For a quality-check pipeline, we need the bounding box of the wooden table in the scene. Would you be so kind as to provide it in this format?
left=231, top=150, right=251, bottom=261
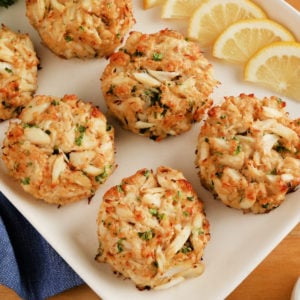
left=1, top=1, right=300, bottom=299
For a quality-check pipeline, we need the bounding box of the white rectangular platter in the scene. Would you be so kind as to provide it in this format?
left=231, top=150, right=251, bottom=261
left=0, top=1, right=300, bottom=299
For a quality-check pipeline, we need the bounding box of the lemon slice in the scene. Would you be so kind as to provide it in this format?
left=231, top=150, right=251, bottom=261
left=213, top=19, right=295, bottom=64
left=188, top=0, right=267, bottom=48
left=161, top=0, right=204, bottom=18
left=244, top=42, right=300, bottom=101
left=143, top=0, right=165, bottom=9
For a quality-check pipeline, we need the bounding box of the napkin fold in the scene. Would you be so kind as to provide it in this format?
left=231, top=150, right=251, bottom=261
left=0, top=192, right=84, bottom=300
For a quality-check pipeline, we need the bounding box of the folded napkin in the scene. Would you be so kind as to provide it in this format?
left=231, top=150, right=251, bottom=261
left=0, top=192, right=84, bottom=300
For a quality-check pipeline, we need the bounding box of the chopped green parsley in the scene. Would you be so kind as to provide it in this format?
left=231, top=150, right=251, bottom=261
left=117, top=238, right=126, bottom=253
left=138, top=230, right=154, bottom=241
left=21, top=177, right=30, bottom=185
left=75, top=125, right=86, bottom=146
left=152, top=52, right=163, bottom=61
left=64, top=35, right=73, bottom=42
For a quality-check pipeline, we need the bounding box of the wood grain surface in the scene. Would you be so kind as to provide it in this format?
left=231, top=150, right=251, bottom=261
left=1, top=1, right=299, bottom=299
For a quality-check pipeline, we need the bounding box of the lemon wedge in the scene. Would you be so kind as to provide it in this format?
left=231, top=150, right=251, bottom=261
left=213, top=19, right=295, bottom=64
left=161, top=0, right=204, bottom=18
left=143, top=0, right=165, bottom=9
left=244, top=41, right=300, bottom=101
left=188, top=0, right=267, bottom=48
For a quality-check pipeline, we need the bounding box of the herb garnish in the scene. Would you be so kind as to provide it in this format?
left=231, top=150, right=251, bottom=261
left=75, top=125, right=86, bottom=146
left=21, top=177, right=30, bottom=185
left=152, top=52, right=163, bottom=61
left=138, top=230, right=154, bottom=241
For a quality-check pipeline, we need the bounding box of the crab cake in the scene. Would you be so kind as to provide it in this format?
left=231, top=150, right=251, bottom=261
left=26, top=0, right=135, bottom=59
left=0, top=25, right=38, bottom=121
left=96, top=166, right=210, bottom=290
left=101, top=29, right=218, bottom=141
left=196, top=93, right=300, bottom=214
left=2, top=94, right=115, bottom=205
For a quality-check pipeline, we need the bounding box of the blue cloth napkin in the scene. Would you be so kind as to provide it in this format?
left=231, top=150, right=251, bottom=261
left=0, top=192, right=84, bottom=300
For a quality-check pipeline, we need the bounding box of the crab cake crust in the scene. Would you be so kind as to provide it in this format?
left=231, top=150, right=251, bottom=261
left=26, top=0, right=135, bottom=59
left=101, top=29, right=218, bottom=141
left=0, top=25, right=38, bottom=121
left=96, top=166, right=210, bottom=290
left=2, top=94, right=115, bottom=205
left=196, top=94, right=300, bottom=214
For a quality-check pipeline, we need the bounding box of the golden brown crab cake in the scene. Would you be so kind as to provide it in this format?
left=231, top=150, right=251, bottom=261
left=96, top=166, right=210, bottom=290
left=101, top=29, right=218, bottom=141
left=196, top=93, right=300, bottom=214
left=26, top=0, right=135, bottom=59
left=2, top=94, right=115, bottom=205
left=0, top=25, right=38, bottom=121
